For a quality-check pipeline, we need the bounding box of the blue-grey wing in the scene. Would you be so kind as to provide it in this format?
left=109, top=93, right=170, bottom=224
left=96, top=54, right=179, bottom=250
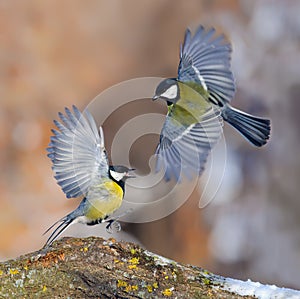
left=178, top=25, right=236, bottom=105
left=47, top=105, right=109, bottom=198
left=156, top=107, right=223, bottom=182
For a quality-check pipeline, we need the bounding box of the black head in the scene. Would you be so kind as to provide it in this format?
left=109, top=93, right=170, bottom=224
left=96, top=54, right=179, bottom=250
left=152, top=78, right=179, bottom=104
left=109, top=165, right=135, bottom=183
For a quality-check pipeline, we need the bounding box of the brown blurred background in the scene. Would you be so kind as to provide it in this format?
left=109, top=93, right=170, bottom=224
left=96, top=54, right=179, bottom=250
left=1, top=0, right=300, bottom=289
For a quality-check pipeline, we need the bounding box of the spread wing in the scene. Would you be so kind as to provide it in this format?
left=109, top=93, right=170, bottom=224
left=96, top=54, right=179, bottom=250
left=156, top=106, right=223, bottom=182
left=47, top=105, right=109, bottom=198
left=178, top=25, right=236, bottom=105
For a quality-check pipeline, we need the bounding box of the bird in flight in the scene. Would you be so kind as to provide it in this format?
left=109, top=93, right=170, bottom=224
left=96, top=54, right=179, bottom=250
left=153, top=25, right=270, bottom=181
left=44, top=105, right=135, bottom=246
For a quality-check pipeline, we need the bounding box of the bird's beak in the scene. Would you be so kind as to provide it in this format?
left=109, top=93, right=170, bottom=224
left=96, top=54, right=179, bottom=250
left=152, top=95, right=159, bottom=101
left=126, top=168, right=136, bottom=178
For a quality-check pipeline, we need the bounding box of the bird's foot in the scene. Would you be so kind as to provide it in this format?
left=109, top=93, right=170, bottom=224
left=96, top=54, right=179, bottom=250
left=105, top=219, right=121, bottom=234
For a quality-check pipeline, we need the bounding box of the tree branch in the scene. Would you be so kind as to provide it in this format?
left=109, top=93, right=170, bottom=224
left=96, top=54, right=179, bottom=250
left=0, top=237, right=299, bottom=298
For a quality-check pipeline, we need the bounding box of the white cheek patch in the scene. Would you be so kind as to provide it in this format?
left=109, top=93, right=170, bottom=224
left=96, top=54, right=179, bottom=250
left=161, top=84, right=178, bottom=99
left=110, top=170, right=125, bottom=181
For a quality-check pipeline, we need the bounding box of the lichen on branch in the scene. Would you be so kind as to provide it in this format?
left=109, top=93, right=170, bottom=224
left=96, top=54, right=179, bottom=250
left=0, top=237, right=297, bottom=298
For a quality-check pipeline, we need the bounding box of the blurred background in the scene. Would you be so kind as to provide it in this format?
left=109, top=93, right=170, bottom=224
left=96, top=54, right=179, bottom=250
left=1, top=0, right=300, bottom=289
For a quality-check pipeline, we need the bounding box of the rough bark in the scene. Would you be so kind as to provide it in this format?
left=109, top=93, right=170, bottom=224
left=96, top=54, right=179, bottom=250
left=0, top=237, right=283, bottom=298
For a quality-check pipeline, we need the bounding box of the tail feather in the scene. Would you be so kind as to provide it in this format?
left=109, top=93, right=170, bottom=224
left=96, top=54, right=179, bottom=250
left=43, top=215, right=74, bottom=247
left=222, top=105, right=271, bottom=147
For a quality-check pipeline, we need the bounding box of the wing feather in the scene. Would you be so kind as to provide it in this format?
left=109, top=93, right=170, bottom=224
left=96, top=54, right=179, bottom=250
left=178, top=25, right=235, bottom=104
left=47, top=105, right=109, bottom=198
left=156, top=107, right=223, bottom=181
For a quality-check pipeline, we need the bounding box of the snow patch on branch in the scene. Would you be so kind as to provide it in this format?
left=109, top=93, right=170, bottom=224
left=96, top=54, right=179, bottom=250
left=144, top=250, right=176, bottom=267
left=216, top=276, right=300, bottom=299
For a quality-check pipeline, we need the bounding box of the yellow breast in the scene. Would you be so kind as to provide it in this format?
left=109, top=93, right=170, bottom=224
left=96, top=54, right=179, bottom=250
left=178, top=83, right=211, bottom=120
left=85, top=180, right=124, bottom=221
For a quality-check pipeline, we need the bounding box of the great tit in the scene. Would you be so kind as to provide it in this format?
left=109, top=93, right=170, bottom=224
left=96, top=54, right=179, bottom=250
left=44, top=105, right=135, bottom=246
left=153, top=25, right=271, bottom=181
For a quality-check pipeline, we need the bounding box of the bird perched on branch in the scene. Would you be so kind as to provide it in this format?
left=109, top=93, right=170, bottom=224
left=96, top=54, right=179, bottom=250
left=44, top=105, right=135, bottom=246
left=153, top=25, right=271, bottom=181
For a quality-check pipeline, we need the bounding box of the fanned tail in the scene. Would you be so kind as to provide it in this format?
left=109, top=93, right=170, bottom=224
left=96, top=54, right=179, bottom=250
left=222, top=105, right=270, bottom=147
